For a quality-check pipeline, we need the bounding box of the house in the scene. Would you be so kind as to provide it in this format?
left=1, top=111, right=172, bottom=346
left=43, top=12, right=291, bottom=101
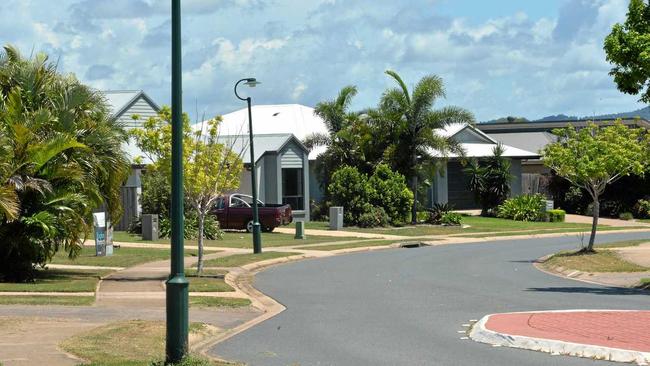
left=211, top=104, right=540, bottom=212
left=476, top=118, right=650, bottom=175
left=214, top=133, right=311, bottom=221
left=103, top=90, right=160, bottom=230
left=427, top=123, right=539, bottom=209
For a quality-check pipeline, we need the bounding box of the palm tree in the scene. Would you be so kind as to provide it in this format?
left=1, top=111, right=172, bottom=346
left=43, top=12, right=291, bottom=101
left=0, top=45, right=130, bottom=281
left=379, top=70, right=475, bottom=224
left=304, top=86, right=368, bottom=188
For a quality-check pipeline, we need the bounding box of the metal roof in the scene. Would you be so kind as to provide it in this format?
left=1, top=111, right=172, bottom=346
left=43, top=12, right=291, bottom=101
left=486, top=131, right=556, bottom=155
left=476, top=118, right=650, bottom=133
left=217, top=133, right=309, bottom=164
left=102, top=90, right=160, bottom=118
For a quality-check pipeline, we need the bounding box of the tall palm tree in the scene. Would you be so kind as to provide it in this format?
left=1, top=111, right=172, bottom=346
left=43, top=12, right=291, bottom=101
left=0, top=45, right=130, bottom=281
left=380, top=70, right=475, bottom=224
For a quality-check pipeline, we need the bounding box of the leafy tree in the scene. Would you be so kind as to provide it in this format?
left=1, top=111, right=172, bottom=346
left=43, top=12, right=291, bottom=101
left=379, top=70, right=474, bottom=224
left=131, top=109, right=243, bottom=273
left=604, top=0, right=650, bottom=103
left=367, top=164, right=413, bottom=225
left=328, top=166, right=371, bottom=225
left=0, top=45, right=130, bottom=281
left=464, top=144, right=513, bottom=216
left=543, top=121, right=650, bottom=251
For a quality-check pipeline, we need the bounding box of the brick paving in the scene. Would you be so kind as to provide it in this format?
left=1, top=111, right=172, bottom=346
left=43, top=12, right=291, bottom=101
left=485, top=310, right=650, bottom=352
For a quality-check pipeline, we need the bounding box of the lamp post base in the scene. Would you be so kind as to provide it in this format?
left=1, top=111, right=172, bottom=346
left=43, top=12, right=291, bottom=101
left=252, top=222, right=262, bottom=254
left=166, top=275, right=189, bottom=363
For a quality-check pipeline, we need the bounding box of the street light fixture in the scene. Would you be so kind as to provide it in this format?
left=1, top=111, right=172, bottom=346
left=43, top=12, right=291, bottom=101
left=235, top=78, right=263, bottom=254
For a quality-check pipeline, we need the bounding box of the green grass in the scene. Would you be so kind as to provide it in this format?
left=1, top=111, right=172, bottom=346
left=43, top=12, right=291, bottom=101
left=187, top=274, right=233, bottom=292
left=457, top=226, right=636, bottom=238
left=296, top=240, right=397, bottom=251
left=0, top=295, right=94, bottom=306
left=50, top=247, right=200, bottom=268
left=189, top=296, right=251, bottom=308
left=290, top=216, right=602, bottom=237
left=113, top=231, right=355, bottom=249
left=543, top=250, right=649, bottom=273
left=595, top=239, right=650, bottom=248
left=60, top=320, right=237, bottom=366
left=200, top=252, right=299, bottom=268
left=0, top=269, right=111, bottom=292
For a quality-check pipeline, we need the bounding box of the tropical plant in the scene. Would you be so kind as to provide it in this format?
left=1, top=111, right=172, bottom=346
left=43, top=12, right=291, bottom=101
left=425, top=203, right=454, bottom=225
left=604, top=0, right=650, bottom=103
left=0, top=45, right=130, bottom=281
left=465, top=144, right=513, bottom=216
left=543, top=121, right=650, bottom=251
left=547, top=209, right=566, bottom=223
left=497, top=194, right=546, bottom=222
left=367, top=164, right=413, bottom=225
left=357, top=207, right=389, bottom=228
left=379, top=70, right=474, bottom=224
left=634, top=198, right=650, bottom=219
left=131, top=109, right=243, bottom=273
left=440, top=212, right=462, bottom=226
left=328, top=165, right=371, bottom=225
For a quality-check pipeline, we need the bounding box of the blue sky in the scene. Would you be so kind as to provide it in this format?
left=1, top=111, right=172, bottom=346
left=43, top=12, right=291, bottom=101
left=0, top=0, right=642, bottom=121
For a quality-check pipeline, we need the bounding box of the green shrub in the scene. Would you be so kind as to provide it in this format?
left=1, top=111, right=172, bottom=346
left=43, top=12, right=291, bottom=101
left=619, top=212, right=634, bottom=221
left=497, top=194, right=546, bottom=221
left=634, top=199, right=650, bottom=219
left=368, top=164, right=413, bottom=225
left=357, top=207, right=389, bottom=228
left=159, top=213, right=223, bottom=240
left=328, top=166, right=372, bottom=225
left=425, top=203, right=454, bottom=225
left=547, top=209, right=566, bottom=222
left=440, top=212, right=462, bottom=226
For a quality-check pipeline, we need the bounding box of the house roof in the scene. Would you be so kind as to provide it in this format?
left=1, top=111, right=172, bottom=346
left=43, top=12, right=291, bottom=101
left=476, top=118, right=650, bottom=134
left=195, top=104, right=328, bottom=160
left=432, top=123, right=539, bottom=159
left=486, top=131, right=556, bottom=155
left=217, top=133, right=309, bottom=164
left=103, top=90, right=160, bottom=118
left=438, top=123, right=497, bottom=143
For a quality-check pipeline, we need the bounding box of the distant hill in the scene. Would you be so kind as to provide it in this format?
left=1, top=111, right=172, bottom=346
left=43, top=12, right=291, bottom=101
left=482, top=106, right=650, bottom=123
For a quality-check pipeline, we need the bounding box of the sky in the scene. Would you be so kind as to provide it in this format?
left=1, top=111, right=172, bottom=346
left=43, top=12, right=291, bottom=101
left=0, top=0, right=643, bottom=122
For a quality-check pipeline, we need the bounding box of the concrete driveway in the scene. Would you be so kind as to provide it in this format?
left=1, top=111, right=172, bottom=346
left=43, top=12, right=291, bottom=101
left=211, top=231, right=650, bottom=366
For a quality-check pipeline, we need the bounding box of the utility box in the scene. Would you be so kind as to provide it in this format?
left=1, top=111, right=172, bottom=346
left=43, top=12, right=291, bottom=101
left=329, top=206, right=344, bottom=230
left=142, top=214, right=159, bottom=241
left=295, top=221, right=306, bottom=239
left=93, top=212, right=106, bottom=256
left=545, top=200, right=554, bottom=211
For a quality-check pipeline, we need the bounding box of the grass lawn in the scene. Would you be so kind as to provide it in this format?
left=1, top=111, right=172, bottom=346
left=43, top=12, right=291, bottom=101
left=595, top=239, right=650, bottom=248
left=200, top=252, right=299, bottom=268
left=543, top=250, right=648, bottom=273
left=289, top=217, right=602, bottom=237
left=51, top=247, right=200, bottom=268
left=0, top=295, right=94, bottom=306
left=189, top=296, right=251, bottom=308
left=457, top=226, right=636, bottom=238
left=187, top=272, right=233, bottom=292
left=296, top=240, right=397, bottom=251
left=60, top=320, right=237, bottom=366
left=113, top=231, right=354, bottom=249
left=0, top=268, right=112, bottom=292
left=640, top=278, right=650, bottom=289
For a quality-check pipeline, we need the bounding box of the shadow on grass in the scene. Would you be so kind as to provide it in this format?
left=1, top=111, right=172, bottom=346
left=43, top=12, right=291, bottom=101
left=525, top=286, right=647, bottom=296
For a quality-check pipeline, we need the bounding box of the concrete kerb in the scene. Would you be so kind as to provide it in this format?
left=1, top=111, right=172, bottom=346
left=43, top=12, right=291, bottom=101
left=469, top=310, right=650, bottom=365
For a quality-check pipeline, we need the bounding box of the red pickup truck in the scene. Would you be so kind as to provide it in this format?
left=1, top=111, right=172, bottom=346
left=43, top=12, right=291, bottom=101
left=212, top=194, right=293, bottom=232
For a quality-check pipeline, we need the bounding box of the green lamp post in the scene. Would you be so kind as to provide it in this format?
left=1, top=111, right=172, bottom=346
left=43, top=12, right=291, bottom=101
left=234, top=78, right=263, bottom=254
left=166, top=0, right=189, bottom=363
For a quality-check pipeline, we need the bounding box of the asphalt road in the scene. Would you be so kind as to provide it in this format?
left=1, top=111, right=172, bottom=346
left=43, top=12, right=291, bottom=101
left=212, top=232, right=650, bottom=366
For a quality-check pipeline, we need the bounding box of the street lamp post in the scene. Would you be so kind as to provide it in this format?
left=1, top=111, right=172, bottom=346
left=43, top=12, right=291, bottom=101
left=166, top=0, right=189, bottom=363
left=234, top=78, right=262, bottom=254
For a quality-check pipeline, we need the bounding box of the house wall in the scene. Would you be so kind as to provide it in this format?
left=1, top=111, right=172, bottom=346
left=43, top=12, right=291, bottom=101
left=118, top=96, right=159, bottom=129
left=279, top=141, right=310, bottom=221
left=510, top=159, right=522, bottom=197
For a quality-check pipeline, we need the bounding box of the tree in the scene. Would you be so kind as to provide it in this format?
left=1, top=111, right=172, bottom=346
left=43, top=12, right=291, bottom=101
left=304, top=86, right=369, bottom=188
left=464, top=144, right=513, bottom=216
left=131, top=109, right=243, bottom=274
left=379, top=70, right=475, bottom=224
left=0, top=45, right=130, bottom=281
left=543, top=121, right=650, bottom=251
left=604, top=0, right=650, bottom=103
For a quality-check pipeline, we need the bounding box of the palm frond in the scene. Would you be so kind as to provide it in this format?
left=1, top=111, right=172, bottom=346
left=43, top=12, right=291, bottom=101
left=303, top=132, right=331, bottom=150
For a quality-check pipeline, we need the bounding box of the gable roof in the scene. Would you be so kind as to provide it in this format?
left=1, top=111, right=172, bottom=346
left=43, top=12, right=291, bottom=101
left=434, top=123, right=539, bottom=159
left=103, top=90, right=160, bottom=118
left=194, top=104, right=328, bottom=160
left=438, top=123, right=497, bottom=144
left=217, top=133, right=309, bottom=164
left=476, top=118, right=650, bottom=134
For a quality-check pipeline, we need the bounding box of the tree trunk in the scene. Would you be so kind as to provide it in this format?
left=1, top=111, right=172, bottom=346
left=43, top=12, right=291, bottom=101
left=197, top=213, right=205, bottom=275
left=411, top=174, right=418, bottom=225
left=587, top=197, right=599, bottom=252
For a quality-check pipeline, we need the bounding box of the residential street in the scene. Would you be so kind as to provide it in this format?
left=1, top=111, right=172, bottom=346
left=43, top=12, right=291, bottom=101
left=212, top=232, right=650, bottom=366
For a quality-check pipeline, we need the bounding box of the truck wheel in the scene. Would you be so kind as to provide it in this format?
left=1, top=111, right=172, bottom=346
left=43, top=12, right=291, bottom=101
left=246, top=220, right=254, bottom=233
left=263, top=226, right=274, bottom=233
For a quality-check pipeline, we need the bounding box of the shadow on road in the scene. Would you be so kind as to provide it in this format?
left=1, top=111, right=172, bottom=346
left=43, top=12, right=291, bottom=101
left=525, top=286, right=647, bottom=296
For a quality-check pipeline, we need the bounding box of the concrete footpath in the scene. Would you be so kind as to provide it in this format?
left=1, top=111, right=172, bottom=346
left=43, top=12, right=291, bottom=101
left=470, top=310, right=650, bottom=365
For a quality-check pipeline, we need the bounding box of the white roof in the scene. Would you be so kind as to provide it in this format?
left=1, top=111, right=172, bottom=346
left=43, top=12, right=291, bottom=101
left=431, top=143, right=539, bottom=158
left=217, top=133, right=308, bottom=164
left=196, top=104, right=328, bottom=160
left=486, top=131, right=556, bottom=155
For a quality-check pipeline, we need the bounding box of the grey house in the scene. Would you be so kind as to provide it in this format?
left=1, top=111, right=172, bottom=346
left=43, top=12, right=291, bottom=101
left=103, top=90, right=161, bottom=230
left=219, top=134, right=311, bottom=221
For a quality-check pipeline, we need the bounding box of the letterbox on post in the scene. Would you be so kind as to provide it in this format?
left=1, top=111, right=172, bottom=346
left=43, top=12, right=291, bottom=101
left=142, top=214, right=159, bottom=241
left=93, top=212, right=106, bottom=256
left=329, top=206, right=344, bottom=230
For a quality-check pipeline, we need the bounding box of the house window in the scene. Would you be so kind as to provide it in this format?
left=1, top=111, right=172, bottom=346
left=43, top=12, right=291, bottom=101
left=282, top=168, right=304, bottom=210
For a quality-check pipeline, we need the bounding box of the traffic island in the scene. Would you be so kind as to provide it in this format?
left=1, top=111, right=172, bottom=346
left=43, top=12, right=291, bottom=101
left=470, top=310, right=650, bottom=365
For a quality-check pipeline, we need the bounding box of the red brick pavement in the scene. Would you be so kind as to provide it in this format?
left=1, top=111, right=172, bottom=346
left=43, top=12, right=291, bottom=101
left=485, top=310, right=650, bottom=352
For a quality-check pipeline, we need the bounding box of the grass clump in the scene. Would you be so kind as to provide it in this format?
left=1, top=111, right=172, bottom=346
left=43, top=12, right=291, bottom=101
left=200, top=252, right=299, bottom=268
left=544, top=250, right=648, bottom=273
